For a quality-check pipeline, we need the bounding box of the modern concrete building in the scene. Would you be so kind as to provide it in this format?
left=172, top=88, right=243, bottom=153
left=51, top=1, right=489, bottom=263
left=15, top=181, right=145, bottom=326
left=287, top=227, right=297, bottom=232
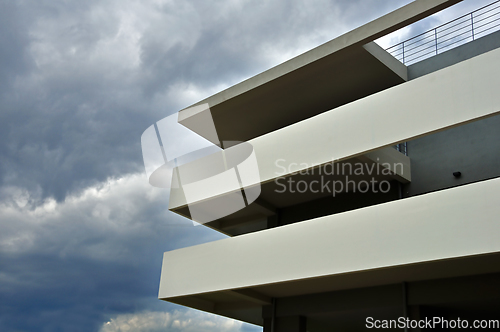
left=147, top=0, right=500, bottom=330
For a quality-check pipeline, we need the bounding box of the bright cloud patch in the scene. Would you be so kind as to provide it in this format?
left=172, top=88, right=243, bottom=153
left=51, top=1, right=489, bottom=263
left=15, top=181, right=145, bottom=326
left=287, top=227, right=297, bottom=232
left=100, top=309, right=255, bottom=332
left=0, top=172, right=216, bottom=265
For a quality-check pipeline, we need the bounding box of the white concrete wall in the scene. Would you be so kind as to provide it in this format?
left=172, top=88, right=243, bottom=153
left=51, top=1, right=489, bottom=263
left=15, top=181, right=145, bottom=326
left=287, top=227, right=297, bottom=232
left=159, top=176, right=500, bottom=299
left=169, top=46, right=500, bottom=210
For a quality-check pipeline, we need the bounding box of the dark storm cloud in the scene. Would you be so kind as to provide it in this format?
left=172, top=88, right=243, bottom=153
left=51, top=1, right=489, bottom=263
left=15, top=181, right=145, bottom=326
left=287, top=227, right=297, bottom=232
left=0, top=175, right=227, bottom=331
left=1, top=253, right=148, bottom=331
left=137, top=0, right=409, bottom=96
left=0, top=0, right=156, bottom=201
left=0, top=2, right=34, bottom=89
left=0, top=0, right=410, bottom=201
left=0, top=0, right=491, bottom=331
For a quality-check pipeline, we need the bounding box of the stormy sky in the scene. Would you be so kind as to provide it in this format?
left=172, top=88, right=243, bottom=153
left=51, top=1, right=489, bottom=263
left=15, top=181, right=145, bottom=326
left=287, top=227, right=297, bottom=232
left=0, top=0, right=493, bottom=331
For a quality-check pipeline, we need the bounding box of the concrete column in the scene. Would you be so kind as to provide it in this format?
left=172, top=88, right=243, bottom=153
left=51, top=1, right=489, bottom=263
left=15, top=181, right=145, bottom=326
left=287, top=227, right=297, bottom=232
left=275, top=316, right=307, bottom=332
left=263, top=318, right=272, bottom=332
left=408, top=305, right=422, bottom=332
left=263, top=316, right=307, bottom=332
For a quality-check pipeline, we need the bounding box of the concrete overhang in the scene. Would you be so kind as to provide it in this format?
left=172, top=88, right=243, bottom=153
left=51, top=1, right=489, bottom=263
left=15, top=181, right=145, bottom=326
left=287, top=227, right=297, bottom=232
left=177, top=0, right=462, bottom=143
left=169, top=46, right=500, bottom=231
left=171, top=147, right=410, bottom=235
left=159, top=177, right=500, bottom=326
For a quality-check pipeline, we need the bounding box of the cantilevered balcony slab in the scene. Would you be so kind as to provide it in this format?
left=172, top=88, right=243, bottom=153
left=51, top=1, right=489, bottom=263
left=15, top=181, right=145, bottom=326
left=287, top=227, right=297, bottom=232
left=159, top=177, right=500, bottom=325
left=178, top=0, right=462, bottom=143
left=171, top=146, right=410, bottom=235
left=169, top=46, right=500, bottom=230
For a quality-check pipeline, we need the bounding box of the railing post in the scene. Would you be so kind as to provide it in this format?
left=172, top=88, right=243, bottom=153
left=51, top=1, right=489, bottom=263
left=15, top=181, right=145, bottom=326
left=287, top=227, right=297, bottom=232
left=434, top=28, right=438, bottom=55
left=471, top=12, right=475, bottom=41
left=386, top=0, right=500, bottom=64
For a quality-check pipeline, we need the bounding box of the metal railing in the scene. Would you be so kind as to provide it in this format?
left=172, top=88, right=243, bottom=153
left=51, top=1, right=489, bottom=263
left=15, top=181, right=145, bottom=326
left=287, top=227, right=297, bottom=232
left=386, top=0, right=500, bottom=65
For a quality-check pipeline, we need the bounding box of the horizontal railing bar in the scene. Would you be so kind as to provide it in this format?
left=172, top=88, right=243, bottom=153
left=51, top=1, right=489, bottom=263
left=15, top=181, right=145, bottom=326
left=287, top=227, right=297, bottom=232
left=391, top=37, right=433, bottom=57
left=474, top=18, right=500, bottom=31
left=386, top=0, right=500, bottom=52
left=404, top=43, right=436, bottom=57
left=473, top=11, right=500, bottom=26
left=404, top=49, right=437, bottom=64
left=474, top=21, right=500, bottom=35
left=388, top=29, right=436, bottom=49
left=437, top=23, right=472, bottom=41
left=399, top=38, right=435, bottom=55
left=473, top=4, right=500, bottom=18
left=404, top=45, right=437, bottom=61
left=437, top=35, right=473, bottom=50
left=436, top=16, right=472, bottom=34
left=401, top=32, right=435, bottom=49
left=436, top=29, right=473, bottom=47
left=388, top=32, right=436, bottom=54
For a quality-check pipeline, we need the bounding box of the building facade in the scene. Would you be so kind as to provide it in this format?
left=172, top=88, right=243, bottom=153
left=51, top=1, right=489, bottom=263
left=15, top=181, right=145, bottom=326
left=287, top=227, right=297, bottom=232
left=143, top=0, right=500, bottom=330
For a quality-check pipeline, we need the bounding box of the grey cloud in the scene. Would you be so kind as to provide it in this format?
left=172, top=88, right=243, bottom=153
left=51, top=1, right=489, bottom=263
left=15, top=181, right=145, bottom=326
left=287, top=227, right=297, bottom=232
left=0, top=174, right=226, bottom=331
left=137, top=0, right=410, bottom=97
left=0, top=2, right=35, bottom=89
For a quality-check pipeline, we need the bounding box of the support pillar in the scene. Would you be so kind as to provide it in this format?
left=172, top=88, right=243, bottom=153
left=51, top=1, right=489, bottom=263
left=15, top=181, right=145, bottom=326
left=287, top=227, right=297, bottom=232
left=263, top=316, right=306, bottom=332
